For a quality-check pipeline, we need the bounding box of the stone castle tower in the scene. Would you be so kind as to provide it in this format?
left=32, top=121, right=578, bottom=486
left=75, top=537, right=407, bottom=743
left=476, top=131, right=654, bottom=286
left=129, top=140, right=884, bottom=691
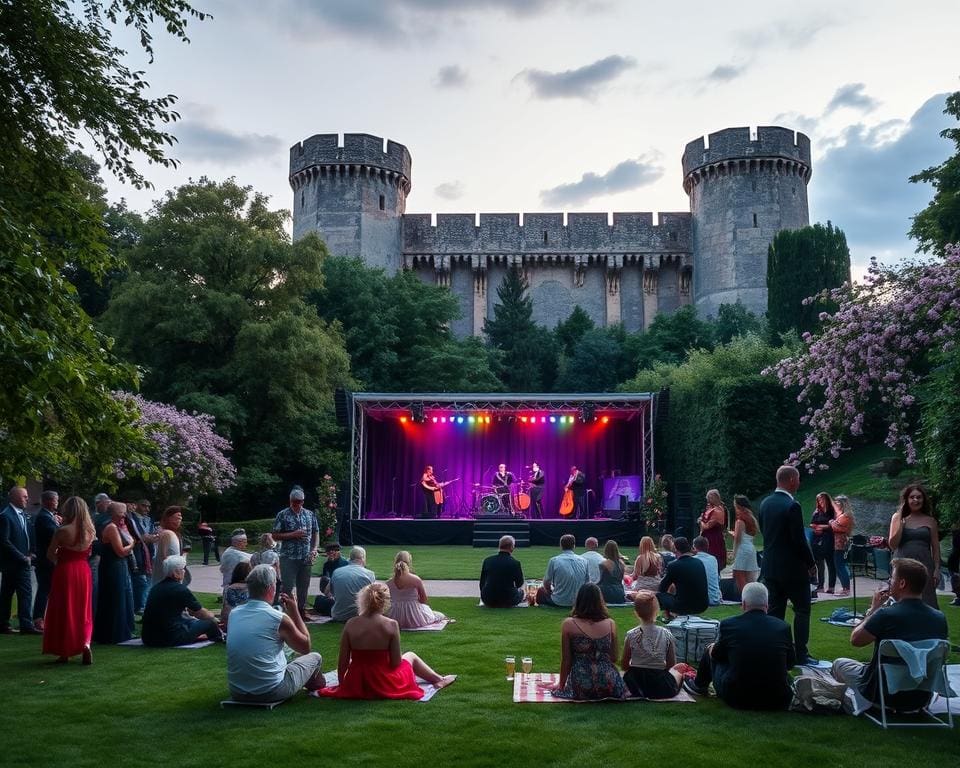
left=289, top=127, right=811, bottom=334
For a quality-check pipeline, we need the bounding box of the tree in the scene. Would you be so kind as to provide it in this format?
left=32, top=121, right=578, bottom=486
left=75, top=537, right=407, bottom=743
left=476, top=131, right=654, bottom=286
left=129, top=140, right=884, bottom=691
left=629, top=305, right=715, bottom=371
left=712, top=301, right=764, bottom=345
left=910, top=90, right=960, bottom=255
left=101, top=179, right=353, bottom=512
left=555, top=327, right=629, bottom=392
left=0, top=1, right=205, bottom=481
left=555, top=306, right=596, bottom=356
left=766, top=222, right=851, bottom=339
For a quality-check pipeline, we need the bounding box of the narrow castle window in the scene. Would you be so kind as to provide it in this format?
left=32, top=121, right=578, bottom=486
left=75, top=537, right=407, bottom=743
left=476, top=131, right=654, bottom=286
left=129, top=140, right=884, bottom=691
left=669, top=232, right=677, bottom=242
left=752, top=213, right=758, bottom=228
left=543, top=231, right=548, bottom=245
left=300, top=192, right=304, bottom=208
left=379, top=194, right=385, bottom=211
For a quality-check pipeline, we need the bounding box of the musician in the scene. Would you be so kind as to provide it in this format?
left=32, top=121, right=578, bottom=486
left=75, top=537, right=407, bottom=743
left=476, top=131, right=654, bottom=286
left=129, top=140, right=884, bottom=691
left=566, top=465, right=588, bottom=519
left=494, top=464, right=515, bottom=514
left=529, top=462, right=545, bottom=519
left=420, top=465, right=441, bottom=519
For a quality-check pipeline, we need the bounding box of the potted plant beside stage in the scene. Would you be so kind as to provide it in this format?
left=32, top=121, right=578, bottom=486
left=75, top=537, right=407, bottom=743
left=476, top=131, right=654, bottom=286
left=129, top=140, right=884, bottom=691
left=641, top=475, right=668, bottom=534
left=316, top=474, right=339, bottom=544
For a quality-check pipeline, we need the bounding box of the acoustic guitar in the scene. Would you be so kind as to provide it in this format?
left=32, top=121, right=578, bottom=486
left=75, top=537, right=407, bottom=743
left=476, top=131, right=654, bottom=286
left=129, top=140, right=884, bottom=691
left=433, top=478, right=459, bottom=505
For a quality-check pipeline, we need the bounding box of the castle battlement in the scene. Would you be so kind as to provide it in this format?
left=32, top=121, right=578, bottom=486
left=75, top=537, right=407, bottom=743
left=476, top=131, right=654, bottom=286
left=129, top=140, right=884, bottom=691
left=682, top=125, right=811, bottom=178
left=289, top=133, right=412, bottom=184
left=401, top=211, right=691, bottom=254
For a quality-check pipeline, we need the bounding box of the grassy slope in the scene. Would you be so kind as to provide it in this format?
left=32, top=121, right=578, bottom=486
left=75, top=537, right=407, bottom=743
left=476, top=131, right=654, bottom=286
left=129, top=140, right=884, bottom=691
left=792, top=443, right=913, bottom=512
left=2, top=594, right=958, bottom=768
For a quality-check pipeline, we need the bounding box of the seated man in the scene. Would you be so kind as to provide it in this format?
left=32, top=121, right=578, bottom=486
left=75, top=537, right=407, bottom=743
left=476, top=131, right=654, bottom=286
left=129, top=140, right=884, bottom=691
left=535, top=534, right=587, bottom=608
left=832, top=557, right=949, bottom=711
left=656, top=537, right=708, bottom=617
left=219, top=529, right=251, bottom=592
left=480, top=535, right=525, bottom=607
left=227, top=564, right=324, bottom=702
left=318, top=542, right=349, bottom=595
left=683, top=582, right=795, bottom=710
left=580, top=537, right=604, bottom=584
left=692, top=535, right=722, bottom=606
left=313, top=545, right=375, bottom=621
left=141, top=556, right=223, bottom=647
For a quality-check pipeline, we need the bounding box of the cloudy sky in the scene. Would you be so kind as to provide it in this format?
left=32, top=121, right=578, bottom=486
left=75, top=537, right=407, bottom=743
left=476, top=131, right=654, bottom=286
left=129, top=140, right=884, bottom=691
left=102, top=0, right=960, bottom=274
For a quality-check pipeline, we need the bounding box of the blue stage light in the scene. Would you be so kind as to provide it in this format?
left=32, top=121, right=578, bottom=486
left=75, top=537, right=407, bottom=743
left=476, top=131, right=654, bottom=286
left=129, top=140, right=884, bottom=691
left=457, top=416, right=464, bottom=424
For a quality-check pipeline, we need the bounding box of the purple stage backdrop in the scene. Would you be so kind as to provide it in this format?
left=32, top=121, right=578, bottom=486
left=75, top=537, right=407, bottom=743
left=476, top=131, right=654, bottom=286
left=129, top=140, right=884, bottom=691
left=363, top=418, right=643, bottom=519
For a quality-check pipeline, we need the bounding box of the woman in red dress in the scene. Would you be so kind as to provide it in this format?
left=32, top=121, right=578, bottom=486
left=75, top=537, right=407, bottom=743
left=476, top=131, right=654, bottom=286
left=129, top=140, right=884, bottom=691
left=699, top=489, right=728, bottom=570
left=42, top=496, right=96, bottom=664
left=320, top=582, right=455, bottom=699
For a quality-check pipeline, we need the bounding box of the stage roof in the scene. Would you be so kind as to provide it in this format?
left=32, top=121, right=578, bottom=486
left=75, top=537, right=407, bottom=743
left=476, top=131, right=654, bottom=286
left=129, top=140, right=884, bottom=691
left=352, top=392, right=655, bottom=417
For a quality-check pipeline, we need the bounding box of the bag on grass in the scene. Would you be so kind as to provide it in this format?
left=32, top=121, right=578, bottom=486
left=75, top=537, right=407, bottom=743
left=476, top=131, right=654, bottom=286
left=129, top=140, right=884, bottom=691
left=665, top=616, right=719, bottom=664
left=789, top=675, right=846, bottom=714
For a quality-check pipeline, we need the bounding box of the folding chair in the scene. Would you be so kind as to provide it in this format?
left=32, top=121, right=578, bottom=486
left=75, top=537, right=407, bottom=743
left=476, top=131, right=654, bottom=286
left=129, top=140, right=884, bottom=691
left=864, top=638, right=954, bottom=729
left=845, top=536, right=872, bottom=617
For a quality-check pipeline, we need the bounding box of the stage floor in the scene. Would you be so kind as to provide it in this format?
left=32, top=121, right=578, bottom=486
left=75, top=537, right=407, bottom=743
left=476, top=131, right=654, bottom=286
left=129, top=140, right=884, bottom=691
left=346, top=518, right=645, bottom=547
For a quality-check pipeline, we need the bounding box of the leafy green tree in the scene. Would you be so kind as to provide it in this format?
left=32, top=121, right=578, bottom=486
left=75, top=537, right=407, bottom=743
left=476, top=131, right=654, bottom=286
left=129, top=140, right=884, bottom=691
left=555, top=306, right=596, bottom=356
left=712, top=301, right=765, bottom=345
left=766, top=222, right=851, bottom=339
left=101, top=179, right=353, bottom=511
left=555, top=327, right=630, bottom=392
left=919, top=350, right=960, bottom=526
left=910, top=91, right=960, bottom=255
left=629, top=305, right=715, bottom=371
left=0, top=1, right=205, bottom=481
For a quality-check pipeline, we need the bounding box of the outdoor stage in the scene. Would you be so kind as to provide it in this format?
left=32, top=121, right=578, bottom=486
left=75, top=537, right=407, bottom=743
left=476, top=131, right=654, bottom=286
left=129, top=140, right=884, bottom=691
left=343, top=392, right=658, bottom=546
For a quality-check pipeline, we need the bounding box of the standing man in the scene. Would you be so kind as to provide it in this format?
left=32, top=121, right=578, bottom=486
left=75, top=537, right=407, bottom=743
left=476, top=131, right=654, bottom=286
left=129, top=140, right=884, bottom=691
left=125, top=500, right=158, bottom=616
left=198, top=519, right=220, bottom=565
left=566, top=466, right=587, bottom=519
left=273, top=488, right=319, bottom=620
left=528, top=462, right=545, bottom=519
left=759, top=465, right=817, bottom=665
left=0, top=486, right=40, bottom=634
left=493, top=464, right=515, bottom=515
left=32, top=490, right=61, bottom=630
left=420, top=466, right=440, bottom=519
left=89, top=492, right=111, bottom=618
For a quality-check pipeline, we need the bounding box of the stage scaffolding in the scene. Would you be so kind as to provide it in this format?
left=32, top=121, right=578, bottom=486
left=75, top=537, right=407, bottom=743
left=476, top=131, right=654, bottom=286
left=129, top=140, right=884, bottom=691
left=348, top=392, right=657, bottom=520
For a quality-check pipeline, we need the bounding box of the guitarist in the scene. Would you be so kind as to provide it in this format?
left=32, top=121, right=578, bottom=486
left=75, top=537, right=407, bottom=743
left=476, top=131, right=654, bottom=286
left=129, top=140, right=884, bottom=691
left=493, top=464, right=515, bottom=515
left=566, top=465, right=588, bottom=519
left=420, top=466, right=441, bottom=519
left=529, top=462, right=545, bottom=519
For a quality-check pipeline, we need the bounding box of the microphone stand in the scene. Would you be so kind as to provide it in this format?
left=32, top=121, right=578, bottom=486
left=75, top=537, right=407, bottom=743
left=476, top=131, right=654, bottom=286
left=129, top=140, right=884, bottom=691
left=389, top=477, right=397, bottom=518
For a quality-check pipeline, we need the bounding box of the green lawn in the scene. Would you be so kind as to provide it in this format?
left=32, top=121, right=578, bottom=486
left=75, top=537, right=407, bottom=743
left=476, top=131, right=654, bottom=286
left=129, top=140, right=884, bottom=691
left=3, top=594, right=958, bottom=768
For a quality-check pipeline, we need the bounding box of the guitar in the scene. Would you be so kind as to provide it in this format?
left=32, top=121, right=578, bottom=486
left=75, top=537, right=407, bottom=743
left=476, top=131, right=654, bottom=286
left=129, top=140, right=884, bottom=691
left=433, top=478, right=459, bottom=505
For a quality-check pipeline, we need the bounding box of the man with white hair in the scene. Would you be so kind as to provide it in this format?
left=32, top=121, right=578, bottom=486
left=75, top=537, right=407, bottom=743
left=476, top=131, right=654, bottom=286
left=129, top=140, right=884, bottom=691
left=480, top=535, right=525, bottom=607
left=0, top=486, right=40, bottom=634
left=141, top=555, right=222, bottom=647
left=580, top=537, right=604, bottom=583
left=227, top=564, right=323, bottom=702
left=313, top=546, right=374, bottom=621
left=273, top=487, right=319, bottom=619
left=219, top=528, right=251, bottom=591
left=683, top=581, right=795, bottom=710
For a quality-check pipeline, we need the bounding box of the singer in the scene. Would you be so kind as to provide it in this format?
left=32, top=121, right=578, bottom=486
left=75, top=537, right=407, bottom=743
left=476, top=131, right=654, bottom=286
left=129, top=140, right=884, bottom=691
left=529, top=462, right=545, bottom=519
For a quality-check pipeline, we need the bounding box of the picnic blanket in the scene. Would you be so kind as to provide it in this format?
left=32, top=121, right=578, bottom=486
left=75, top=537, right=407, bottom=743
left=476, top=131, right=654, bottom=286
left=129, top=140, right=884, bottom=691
left=512, top=672, right=695, bottom=703
left=118, top=638, right=215, bottom=649
left=220, top=699, right=285, bottom=710
left=478, top=600, right=529, bottom=608
left=303, top=613, right=335, bottom=625
left=403, top=619, right=453, bottom=632
left=309, top=671, right=454, bottom=702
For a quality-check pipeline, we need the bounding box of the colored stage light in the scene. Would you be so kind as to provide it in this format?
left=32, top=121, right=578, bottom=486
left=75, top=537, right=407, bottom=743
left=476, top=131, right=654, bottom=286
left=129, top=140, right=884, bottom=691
left=601, top=416, right=610, bottom=424
left=441, top=416, right=447, bottom=423
left=457, top=416, right=464, bottom=424
left=485, top=416, right=491, bottom=424
left=520, top=416, right=527, bottom=423
left=549, top=416, right=556, bottom=423
left=400, top=416, right=407, bottom=423
left=432, top=416, right=438, bottom=423
left=468, top=415, right=475, bottom=423
left=540, top=416, right=546, bottom=423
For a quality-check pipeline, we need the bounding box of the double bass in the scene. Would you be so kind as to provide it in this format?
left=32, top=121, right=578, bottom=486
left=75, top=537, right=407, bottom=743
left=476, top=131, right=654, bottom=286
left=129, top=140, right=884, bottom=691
left=559, top=488, right=574, bottom=517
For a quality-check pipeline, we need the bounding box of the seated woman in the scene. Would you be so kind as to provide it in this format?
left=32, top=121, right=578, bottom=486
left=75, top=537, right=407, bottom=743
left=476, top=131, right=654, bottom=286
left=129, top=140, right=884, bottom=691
left=221, top=561, right=252, bottom=629
left=248, top=533, right=276, bottom=567
left=550, top=583, right=626, bottom=700
left=597, top=540, right=627, bottom=605
left=659, top=534, right=677, bottom=568
left=320, top=582, right=455, bottom=700
left=621, top=591, right=683, bottom=699
left=628, top=536, right=664, bottom=595
left=386, top=551, right=447, bottom=628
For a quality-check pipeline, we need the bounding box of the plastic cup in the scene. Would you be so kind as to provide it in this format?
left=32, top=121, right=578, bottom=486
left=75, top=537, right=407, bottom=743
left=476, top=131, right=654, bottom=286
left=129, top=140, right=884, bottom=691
left=505, top=656, right=516, bottom=680
left=522, top=657, right=532, bottom=674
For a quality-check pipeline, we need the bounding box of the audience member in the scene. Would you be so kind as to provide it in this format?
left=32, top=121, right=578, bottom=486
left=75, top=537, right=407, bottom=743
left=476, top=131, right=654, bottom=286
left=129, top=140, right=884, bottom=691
left=387, top=551, right=447, bottom=628
left=683, top=582, right=795, bottom=710
left=320, top=582, right=455, bottom=699
left=658, top=534, right=677, bottom=568
left=273, top=488, right=319, bottom=618
left=221, top=560, right=253, bottom=628
left=314, top=546, right=375, bottom=621
left=829, top=495, right=854, bottom=597
left=580, top=537, right=604, bottom=583
left=226, top=564, right=323, bottom=702
left=89, top=492, right=112, bottom=616
left=656, top=537, right=708, bottom=618
left=889, top=484, right=941, bottom=609
left=536, top=535, right=587, bottom=608
left=832, top=557, right=949, bottom=711
left=0, top=486, right=39, bottom=634
left=248, top=533, right=277, bottom=567
left=142, top=556, right=222, bottom=647
left=948, top=523, right=960, bottom=607
left=42, top=496, right=95, bottom=664
left=621, top=591, right=683, bottom=699
left=759, top=465, right=817, bottom=665
left=32, top=490, right=60, bottom=631
left=219, top=529, right=251, bottom=592
left=597, top=540, right=626, bottom=605
left=627, top=536, right=663, bottom=595
left=317, top=542, right=348, bottom=594
left=124, top=500, right=153, bottom=615
left=479, top=535, right=525, bottom=607
left=93, top=502, right=136, bottom=644
left=550, top=583, right=626, bottom=700
left=198, top=519, right=220, bottom=565
left=810, top=492, right=837, bottom=593
left=729, top=495, right=760, bottom=593
left=699, top=489, right=728, bottom=569
left=692, top=535, right=722, bottom=606
left=153, top=506, right=186, bottom=587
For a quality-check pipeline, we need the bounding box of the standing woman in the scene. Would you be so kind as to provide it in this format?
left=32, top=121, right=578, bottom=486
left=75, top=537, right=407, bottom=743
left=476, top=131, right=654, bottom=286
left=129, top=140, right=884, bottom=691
left=153, top=506, right=184, bottom=587
left=829, top=495, right=855, bottom=597
left=94, top=502, right=136, bottom=644
left=809, top=493, right=837, bottom=593
left=597, top=540, right=627, bottom=605
left=889, top=484, right=940, bottom=609
left=729, top=495, right=760, bottom=593
left=43, top=497, right=96, bottom=664
left=699, top=489, right=728, bottom=570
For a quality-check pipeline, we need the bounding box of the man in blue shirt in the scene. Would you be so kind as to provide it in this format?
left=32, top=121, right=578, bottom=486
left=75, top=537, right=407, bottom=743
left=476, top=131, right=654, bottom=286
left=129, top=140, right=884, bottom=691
left=272, top=488, right=319, bottom=620
left=693, top=535, right=722, bottom=606
left=536, top=534, right=587, bottom=607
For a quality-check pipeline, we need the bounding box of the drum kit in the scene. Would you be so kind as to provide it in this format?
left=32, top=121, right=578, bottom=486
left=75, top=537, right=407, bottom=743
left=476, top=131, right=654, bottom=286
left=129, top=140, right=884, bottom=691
left=472, top=481, right=531, bottom=517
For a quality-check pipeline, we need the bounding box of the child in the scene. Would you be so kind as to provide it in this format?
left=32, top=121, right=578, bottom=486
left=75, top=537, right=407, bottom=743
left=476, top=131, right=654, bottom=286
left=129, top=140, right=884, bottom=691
left=621, top=591, right=684, bottom=699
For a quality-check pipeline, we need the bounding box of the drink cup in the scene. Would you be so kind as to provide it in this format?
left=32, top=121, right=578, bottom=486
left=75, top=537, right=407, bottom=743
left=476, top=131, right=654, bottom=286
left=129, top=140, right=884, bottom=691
left=522, top=657, right=532, bottom=674
left=505, top=656, right=516, bottom=680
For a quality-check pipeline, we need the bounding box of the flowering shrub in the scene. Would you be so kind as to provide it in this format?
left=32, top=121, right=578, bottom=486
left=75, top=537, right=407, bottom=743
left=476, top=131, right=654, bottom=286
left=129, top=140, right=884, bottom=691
left=114, top=393, right=236, bottom=500
left=767, top=245, right=960, bottom=471
left=316, top=474, right=339, bottom=541
left=641, top=475, right=668, bottom=527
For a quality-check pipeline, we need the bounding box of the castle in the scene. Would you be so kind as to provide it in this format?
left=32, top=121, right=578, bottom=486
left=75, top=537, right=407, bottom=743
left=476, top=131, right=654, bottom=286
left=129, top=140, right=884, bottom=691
left=289, top=127, right=812, bottom=336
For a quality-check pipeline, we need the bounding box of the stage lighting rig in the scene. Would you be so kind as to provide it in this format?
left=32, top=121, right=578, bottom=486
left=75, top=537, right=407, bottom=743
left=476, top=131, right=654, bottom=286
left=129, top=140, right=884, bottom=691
left=580, top=404, right=596, bottom=422
left=411, top=402, right=425, bottom=423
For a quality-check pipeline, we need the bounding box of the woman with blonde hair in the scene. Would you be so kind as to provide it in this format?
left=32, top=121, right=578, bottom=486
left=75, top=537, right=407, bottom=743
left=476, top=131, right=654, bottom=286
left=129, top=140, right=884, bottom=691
left=319, top=582, right=455, bottom=699
left=385, top=550, right=447, bottom=628
left=43, top=497, right=97, bottom=664
left=621, top=591, right=683, bottom=699
left=629, top=537, right=663, bottom=594
left=829, top=495, right=854, bottom=596
left=699, top=489, right=728, bottom=569
left=729, top=495, right=760, bottom=592
left=597, top=540, right=627, bottom=605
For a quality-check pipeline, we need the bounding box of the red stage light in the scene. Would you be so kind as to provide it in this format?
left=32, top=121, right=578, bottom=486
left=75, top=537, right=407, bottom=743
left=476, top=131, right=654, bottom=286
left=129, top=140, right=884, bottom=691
left=601, top=416, right=609, bottom=424
left=520, top=416, right=527, bottom=423
left=400, top=416, right=407, bottom=423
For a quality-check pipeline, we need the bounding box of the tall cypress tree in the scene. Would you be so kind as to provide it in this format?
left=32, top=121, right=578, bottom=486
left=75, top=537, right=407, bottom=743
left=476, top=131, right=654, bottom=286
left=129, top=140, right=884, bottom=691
left=767, top=222, right=851, bottom=339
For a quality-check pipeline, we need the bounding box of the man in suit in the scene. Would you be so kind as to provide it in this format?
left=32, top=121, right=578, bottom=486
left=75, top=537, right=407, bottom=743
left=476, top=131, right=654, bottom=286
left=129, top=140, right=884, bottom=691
left=566, top=465, right=588, bottom=519
left=479, top=535, right=525, bottom=607
left=656, top=536, right=708, bottom=617
left=528, top=462, right=545, bottom=519
left=89, top=492, right=112, bottom=619
left=759, top=465, right=817, bottom=665
left=32, top=490, right=61, bottom=630
left=0, top=486, right=41, bottom=634
left=683, top=582, right=795, bottom=709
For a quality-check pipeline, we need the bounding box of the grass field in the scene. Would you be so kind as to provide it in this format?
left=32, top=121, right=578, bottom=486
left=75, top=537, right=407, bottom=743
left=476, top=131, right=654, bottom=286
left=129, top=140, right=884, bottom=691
left=2, top=590, right=958, bottom=768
